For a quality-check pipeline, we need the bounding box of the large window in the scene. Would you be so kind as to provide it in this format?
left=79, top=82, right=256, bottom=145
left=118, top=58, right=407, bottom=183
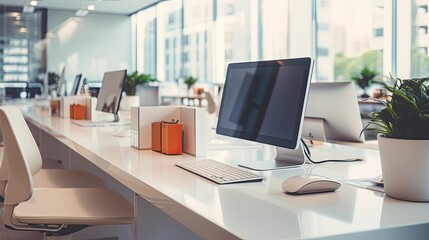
left=0, top=6, right=45, bottom=82
left=135, top=0, right=429, bottom=85
left=404, top=1, right=429, bottom=78
left=315, top=0, right=385, bottom=82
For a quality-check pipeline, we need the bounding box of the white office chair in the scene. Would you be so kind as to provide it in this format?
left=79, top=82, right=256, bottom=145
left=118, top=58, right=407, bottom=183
left=0, top=106, right=133, bottom=237
left=204, top=91, right=216, bottom=114
left=0, top=109, right=106, bottom=202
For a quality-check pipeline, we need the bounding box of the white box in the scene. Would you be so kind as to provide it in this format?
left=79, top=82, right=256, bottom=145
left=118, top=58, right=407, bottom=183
left=181, top=107, right=206, bottom=156
left=60, top=96, right=91, bottom=118
left=131, top=106, right=206, bottom=156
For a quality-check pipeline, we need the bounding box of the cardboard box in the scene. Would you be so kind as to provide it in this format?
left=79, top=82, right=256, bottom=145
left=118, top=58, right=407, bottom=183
left=161, top=122, right=182, bottom=155
left=151, top=122, right=162, bottom=152
left=70, top=104, right=85, bottom=120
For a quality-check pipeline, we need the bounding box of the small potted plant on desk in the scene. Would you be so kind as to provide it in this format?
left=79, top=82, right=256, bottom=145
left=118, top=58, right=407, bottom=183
left=47, top=72, right=59, bottom=96
left=363, top=75, right=429, bottom=201
left=121, top=71, right=158, bottom=110
left=184, top=76, right=197, bottom=95
left=351, top=66, right=378, bottom=98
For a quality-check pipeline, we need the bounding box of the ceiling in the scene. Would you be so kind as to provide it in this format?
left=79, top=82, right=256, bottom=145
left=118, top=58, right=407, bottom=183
left=0, top=0, right=161, bottom=15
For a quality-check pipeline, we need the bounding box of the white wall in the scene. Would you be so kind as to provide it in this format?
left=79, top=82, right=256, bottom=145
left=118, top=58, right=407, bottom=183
left=46, top=10, right=132, bottom=89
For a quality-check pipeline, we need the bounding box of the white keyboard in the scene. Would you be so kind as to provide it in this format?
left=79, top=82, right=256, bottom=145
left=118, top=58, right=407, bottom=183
left=176, top=159, right=264, bottom=184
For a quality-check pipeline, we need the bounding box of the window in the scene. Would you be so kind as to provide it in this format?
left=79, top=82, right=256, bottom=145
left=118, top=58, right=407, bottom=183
left=182, top=52, right=189, bottom=62
left=0, top=6, right=45, bottom=82
left=135, top=0, right=425, bottom=86
left=225, top=4, right=234, bottom=15
left=403, top=2, right=429, bottom=78
left=373, top=28, right=384, bottom=37
left=182, top=35, right=190, bottom=45
left=315, top=0, right=385, bottom=81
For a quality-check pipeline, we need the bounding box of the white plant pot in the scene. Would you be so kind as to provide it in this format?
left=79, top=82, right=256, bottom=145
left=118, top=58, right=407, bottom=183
left=378, top=135, right=429, bottom=202
left=120, top=95, right=140, bottom=111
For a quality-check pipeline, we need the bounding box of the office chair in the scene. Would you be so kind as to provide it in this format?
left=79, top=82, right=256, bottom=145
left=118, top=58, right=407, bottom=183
left=204, top=91, right=216, bottom=114
left=0, top=109, right=106, bottom=202
left=0, top=106, right=134, bottom=237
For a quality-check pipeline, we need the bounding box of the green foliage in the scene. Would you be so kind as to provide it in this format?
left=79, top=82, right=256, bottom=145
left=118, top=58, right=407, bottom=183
left=48, top=72, right=59, bottom=87
left=124, top=71, right=158, bottom=96
left=363, top=75, right=429, bottom=139
left=334, top=50, right=383, bottom=81
left=184, top=76, right=197, bottom=90
left=350, top=66, right=379, bottom=90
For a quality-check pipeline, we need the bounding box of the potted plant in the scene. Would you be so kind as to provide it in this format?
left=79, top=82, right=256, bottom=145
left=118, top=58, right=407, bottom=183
left=184, top=76, right=197, bottom=94
left=124, top=71, right=158, bottom=96
left=364, top=75, right=429, bottom=201
left=351, top=66, right=378, bottom=98
left=47, top=72, right=59, bottom=95
left=121, top=71, right=158, bottom=110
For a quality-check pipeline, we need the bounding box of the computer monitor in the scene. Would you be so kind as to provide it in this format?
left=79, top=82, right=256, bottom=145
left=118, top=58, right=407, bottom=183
left=216, top=57, right=314, bottom=170
left=70, top=73, right=83, bottom=96
left=95, top=69, right=127, bottom=122
left=303, top=82, right=365, bottom=143
left=56, top=67, right=66, bottom=97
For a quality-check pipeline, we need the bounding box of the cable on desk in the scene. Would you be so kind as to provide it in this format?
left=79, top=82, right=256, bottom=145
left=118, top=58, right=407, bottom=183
left=300, top=138, right=363, bottom=164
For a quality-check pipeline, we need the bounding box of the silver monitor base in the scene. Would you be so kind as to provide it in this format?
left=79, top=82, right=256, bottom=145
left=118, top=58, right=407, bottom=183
left=238, top=144, right=306, bottom=171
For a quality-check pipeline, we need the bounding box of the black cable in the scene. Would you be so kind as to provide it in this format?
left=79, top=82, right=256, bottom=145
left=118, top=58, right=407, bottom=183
left=300, top=138, right=363, bottom=164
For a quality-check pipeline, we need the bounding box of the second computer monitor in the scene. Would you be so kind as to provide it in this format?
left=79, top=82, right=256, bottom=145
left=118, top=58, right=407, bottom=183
left=70, top=73, right=83, bottom=96
left=95, top=69, right=127, bottom=122
left=303, top=81, right=365, bottom=143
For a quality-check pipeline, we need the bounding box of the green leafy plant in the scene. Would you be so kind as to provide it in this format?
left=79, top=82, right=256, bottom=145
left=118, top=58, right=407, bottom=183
left=351, top=66, right=379, bottom=98
left=48, top=72, right=59, bottom=87
left=363, top=75, right=429, bottom=139
left=184, top=76, right=197, bottom=90
left=123, top=71, right=158, bottom=96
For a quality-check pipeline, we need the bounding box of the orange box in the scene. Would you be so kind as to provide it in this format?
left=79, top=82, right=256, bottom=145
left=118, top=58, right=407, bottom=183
left=151, top=122, right=162, bottom=152
left=161, top=122, right=182, bottom=155
left=70, top=104, right=85, bottom=120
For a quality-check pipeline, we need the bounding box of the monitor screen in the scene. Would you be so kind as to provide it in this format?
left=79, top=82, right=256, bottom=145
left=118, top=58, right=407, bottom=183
left=304, top=82, right=365, bottom=143
left=216, top=58, right=313, bottom=150
left=95, top=70, right=126, bottom=117
left=56, top=67, right=66, bottom=97
left=70, top=73, right=83, bottom=96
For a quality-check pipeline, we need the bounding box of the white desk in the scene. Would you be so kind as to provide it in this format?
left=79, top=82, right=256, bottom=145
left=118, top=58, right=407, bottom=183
left=18, top=104, right=429, bottom=239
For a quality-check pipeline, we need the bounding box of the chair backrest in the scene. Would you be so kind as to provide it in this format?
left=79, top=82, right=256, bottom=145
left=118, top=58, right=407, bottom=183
left=205, top=91, right=216, bottom=114
left=0, top=106, right=42, bottom=205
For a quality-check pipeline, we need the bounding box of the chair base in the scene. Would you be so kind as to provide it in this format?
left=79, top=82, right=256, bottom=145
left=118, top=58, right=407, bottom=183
left=6, top=224, right=89, bottom=236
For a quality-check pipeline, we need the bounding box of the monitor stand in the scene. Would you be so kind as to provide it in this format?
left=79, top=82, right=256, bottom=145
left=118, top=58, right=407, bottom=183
left=238, top=143, right=306, bottom=171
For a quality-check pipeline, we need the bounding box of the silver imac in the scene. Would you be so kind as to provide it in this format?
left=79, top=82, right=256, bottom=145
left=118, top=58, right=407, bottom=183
left=303, top=81, right=365, bottom=143
left=70, top=73, right=83, bottom=96
left=216, top=57, right=314, bottom=170
left=73, top=69, right=126, bottom=127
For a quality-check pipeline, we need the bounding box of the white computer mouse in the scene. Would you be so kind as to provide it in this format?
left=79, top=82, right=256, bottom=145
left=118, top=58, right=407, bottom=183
left=281, top=175, right=341, bottom=195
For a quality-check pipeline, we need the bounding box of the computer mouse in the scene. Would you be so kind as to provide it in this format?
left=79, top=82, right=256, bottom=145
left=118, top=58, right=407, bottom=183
left=281, top=175, right=341, bottom=195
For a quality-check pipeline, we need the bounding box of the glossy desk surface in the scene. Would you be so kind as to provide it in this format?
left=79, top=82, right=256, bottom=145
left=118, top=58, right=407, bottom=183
left=21, top=105, right=429, bottom=239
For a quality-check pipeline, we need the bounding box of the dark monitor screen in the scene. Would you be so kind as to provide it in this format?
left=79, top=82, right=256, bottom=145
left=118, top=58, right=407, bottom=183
left=70, top=73, right=83, bottom=96
left=216, top=58, right=313, bottom=150
left=95, top=70, right=126, bottom=116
